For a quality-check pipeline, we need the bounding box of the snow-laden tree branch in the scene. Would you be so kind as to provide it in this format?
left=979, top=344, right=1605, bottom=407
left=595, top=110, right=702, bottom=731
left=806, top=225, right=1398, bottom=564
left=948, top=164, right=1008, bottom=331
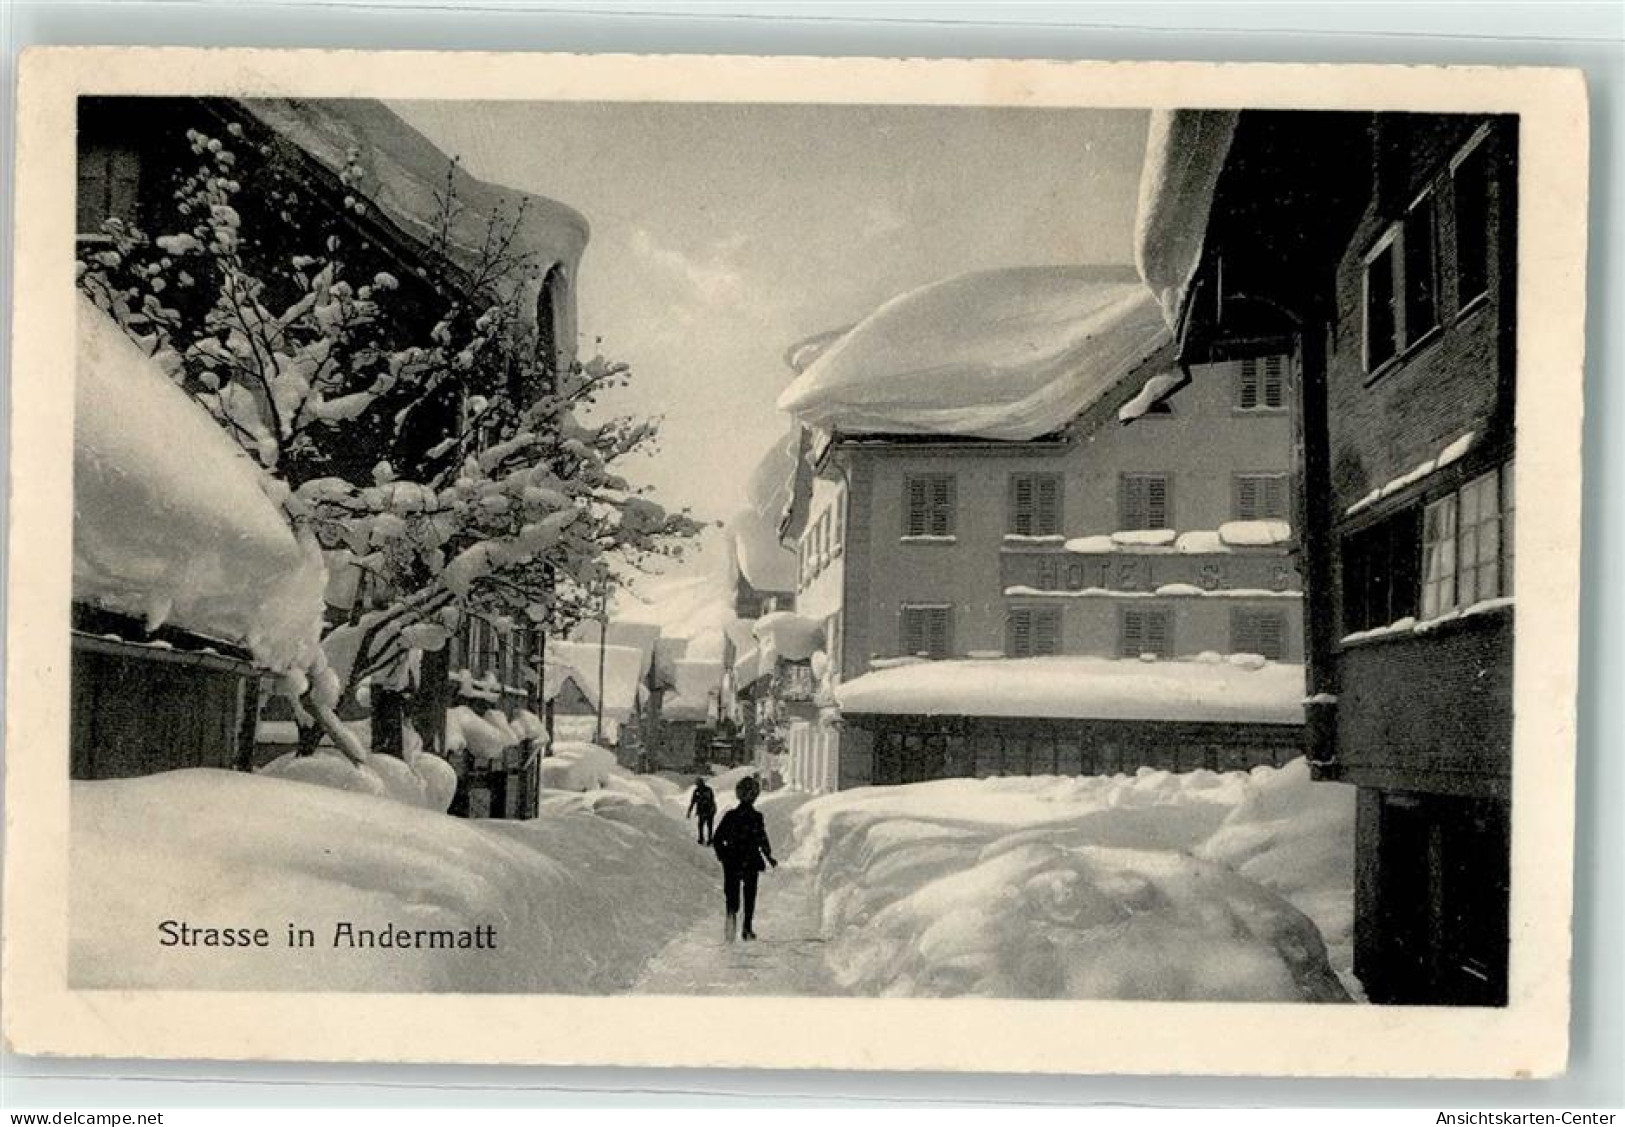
left=79, top=119, right=703, bottom=762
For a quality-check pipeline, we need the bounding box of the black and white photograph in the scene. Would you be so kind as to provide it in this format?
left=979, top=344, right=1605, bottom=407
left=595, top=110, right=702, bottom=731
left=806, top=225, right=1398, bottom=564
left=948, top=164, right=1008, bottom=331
left=3, top=48, right=1589, bottom=1078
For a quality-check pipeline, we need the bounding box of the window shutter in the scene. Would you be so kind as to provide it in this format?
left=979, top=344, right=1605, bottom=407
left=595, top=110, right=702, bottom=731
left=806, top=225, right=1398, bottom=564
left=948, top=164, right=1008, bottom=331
left=1260, top=615, right=1283, bottom=659
left=1144, top=610, right=1169, bottom=656
left=931, top=476, right=955, bottom=537
left=1237, top=476, right=1260, bottom=520
left=1121, top=610, right=1144, bottom=657
left=1233, top=610, right=1286, bottom=660
left=1238, top=360, right=1260, bottom=410
left=1034, top=609, right=1059, bottom=656
left=903, top=610, right=924, bottom=657
left=1263, top=356, right=1285, bottom=408
left=1008, top=611, right=1032, bottom=658
left=1035, top=476, right=1059, bottom=535
left=929, top=608, right=950, bottom=658
left=1146, top=477, right=1169, bottom=529
left=1119, top=476, right=1141, bottom=530
left=1012, top=475, right=1034, bottom=535
left=905, top=478, right=927, bottom=536
left=1265, top=475, right=1288, bottom=519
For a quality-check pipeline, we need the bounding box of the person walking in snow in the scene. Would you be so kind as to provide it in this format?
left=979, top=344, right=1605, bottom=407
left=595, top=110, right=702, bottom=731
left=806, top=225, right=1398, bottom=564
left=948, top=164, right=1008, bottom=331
left=687, top=776, right=717, bottom=845
left=711, top=775, right=776, bottom=941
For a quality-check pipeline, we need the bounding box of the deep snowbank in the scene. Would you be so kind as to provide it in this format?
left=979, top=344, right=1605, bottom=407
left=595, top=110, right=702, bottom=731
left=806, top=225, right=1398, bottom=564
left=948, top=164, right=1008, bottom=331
left=260, top=744, right=458, bottom=812
left=790, top=760, right=1354, bottom=1001
left=70, top=769, right=714, bottom=993
left=74, top=296, right=327, bottom=671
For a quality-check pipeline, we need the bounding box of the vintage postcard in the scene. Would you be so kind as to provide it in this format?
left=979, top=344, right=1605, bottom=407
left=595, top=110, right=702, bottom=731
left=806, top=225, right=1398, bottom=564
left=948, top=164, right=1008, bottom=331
left=3, top=48, right=1588, bottom=1076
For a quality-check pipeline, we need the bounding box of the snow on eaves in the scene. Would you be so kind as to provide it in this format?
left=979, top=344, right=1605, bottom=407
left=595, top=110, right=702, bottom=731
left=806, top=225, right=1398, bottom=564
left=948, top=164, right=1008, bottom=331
left=1134, top=110, right=1239, bottom=333
left=73, top=298, right=326, bottom=672
left=239, top=99, right=589, bottom=281
left=726, top=428, right=801, bottom=593
left=775, top=267, right=1172, bottom=442
left=836, top=655, right=1306, bottom=725
left=753, top=611, right=825, bottom=667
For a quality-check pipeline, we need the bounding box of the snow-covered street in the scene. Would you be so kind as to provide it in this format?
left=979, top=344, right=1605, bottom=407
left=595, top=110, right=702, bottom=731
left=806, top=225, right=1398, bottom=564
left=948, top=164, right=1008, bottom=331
left=631, top=793, right=839, bottom=996
left=70, top=754, right=1356, bottom=1001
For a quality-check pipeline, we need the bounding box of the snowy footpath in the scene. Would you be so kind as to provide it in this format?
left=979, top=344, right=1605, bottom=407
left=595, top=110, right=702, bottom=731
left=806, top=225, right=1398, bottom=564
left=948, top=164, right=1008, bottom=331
left=631, top=793, right=840, bottom=997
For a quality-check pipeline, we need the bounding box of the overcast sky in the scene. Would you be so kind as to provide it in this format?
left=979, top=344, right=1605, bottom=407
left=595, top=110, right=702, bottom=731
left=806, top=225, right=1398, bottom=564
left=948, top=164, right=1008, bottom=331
left=393, top=100, right=1149, bottom=590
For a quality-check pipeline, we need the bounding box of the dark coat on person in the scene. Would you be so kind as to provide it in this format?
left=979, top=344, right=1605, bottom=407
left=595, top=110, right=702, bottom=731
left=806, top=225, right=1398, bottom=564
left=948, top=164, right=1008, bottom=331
left=712, top=804, right=774, bottom=872
left=687, top=782, right=716, bottom=818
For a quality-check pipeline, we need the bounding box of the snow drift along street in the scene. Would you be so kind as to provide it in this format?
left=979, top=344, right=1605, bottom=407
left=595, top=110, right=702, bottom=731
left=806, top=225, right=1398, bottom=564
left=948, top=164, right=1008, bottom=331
left=791, top=759, right=1356, bottom=1000
left=70, top=768, right=713, bottom=993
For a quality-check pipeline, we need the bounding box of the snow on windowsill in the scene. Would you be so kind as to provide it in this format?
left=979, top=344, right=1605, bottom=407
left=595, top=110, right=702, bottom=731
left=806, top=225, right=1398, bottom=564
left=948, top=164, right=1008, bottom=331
left=1338, top=596, right=1512, bottom=648
left=1006, top=584, right=1303, bottom=600
left=900, top=535, right=958, bottom=544
left=1345, top=431, right=1475, bottom=517
left=1002, top=534, right=1068, bottom=545
left=1064, top=523, right=1292, bottom=555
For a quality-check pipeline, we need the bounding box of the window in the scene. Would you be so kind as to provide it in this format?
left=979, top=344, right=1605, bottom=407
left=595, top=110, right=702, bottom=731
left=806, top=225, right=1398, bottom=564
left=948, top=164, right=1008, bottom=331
left=1421, top=493, right=1459, bottom=619
left=1007, top=607, right=1061, bottom=658
left=1231, top=609, right=1287, bottom=661
left=1456, top=469, right=1503, bottom=606
left=1342, top=507, right=1422, bottom=633
left=1501, top=460, right=1515, bottom=595
left=1236, top=356, right=1286, bottom=411
left=1403, top=192, right=1441, bottom=343
left=76, top=144, right=141, bottom=236
left=534, top=266, right=564, bottom=390
left=1422, top=465, right=1516, bottom=618
left=1365, top=237, right=1400, bottom=372
left=1119, top=473, right=1170, bottom=530
left=904, top=474, right=956, bottom=538
left=900, top=605, right=952, bottom=660
left=1364, top=194, right=1442, bottom=376
left=1453, top=134, right=1492, bottom=309
left=1119, top=607, right=1172, bottom=659
left=1008, top=473, right=1063, bottom=536
left=1235, top=473, right=1290, bottom=521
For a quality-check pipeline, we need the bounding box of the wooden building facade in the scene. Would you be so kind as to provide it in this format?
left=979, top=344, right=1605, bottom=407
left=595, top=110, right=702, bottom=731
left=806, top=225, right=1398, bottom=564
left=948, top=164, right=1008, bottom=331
left=1135, top=110, right=1517, bottom=1005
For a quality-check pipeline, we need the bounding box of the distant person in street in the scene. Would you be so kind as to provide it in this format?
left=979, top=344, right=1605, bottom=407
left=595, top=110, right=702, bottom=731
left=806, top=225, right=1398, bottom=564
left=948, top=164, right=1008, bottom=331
left=687, top=776, right=716, bottom=845
left=711, top=775, right=776, bottom=941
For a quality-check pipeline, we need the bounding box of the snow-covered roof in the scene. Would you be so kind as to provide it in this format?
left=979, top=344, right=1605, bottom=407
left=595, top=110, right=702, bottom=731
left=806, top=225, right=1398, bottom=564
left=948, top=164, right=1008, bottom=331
left=775, top=266, right=1171, bottom=442
left=725, top=428, right=801, bottom=593
left=240, top=99, right=589, bottom=282
left=663, top=659, right=722, bottom=723
left=652, top=635, right=690, bottom=690
left=539, top=661, right=592, bottom=704
left=73, top=298, right=327, bottom=672
left=612, top=570, right=739, bottom=640
left=753, top=611, right=825, bottom=667
left=544, top=640, right=646, bottom=722
left=836, top=655, right=1306, bottom=725
left=1133, top=110, right=1239, bottom=334
left=570, top=620, right=659, bottom=685
left=732, top=645, right=763, bottom=688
